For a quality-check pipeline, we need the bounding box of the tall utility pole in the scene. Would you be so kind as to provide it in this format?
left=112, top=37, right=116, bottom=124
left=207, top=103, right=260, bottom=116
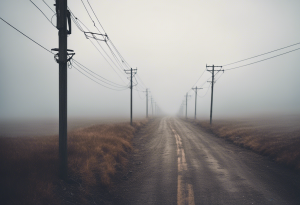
left=53, top=0, right=73, bottom=180
left=206, top=65, right=224, bottom=124
left=192, top=86, right=203, bottom=119
left=184, top=93, right=191, bottom=119
left=125, top=68, right=137, bottom=125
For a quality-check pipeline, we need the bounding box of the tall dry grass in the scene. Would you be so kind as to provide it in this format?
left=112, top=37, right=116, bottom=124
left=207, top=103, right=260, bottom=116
left=0, top=119, right=148, bottom=205
left=191, top=118, right=300, bottom=170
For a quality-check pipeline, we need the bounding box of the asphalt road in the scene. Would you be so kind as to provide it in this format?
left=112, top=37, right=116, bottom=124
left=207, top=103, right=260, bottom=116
left=111, top=117, right=300, bottom=205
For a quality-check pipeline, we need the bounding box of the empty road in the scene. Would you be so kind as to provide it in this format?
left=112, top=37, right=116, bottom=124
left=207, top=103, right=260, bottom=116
left=111, top=117, right=300, bottom=205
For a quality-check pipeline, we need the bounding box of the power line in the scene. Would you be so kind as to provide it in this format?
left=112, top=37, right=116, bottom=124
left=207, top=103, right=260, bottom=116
left=134, top=88, right=146, bottom=100
left=80, top=0, right=102, bottom=34
left=29, top=0, right=55, bottom=27
left=83, top=2, right=133, bottom=70
left=136, top=74, right=147, bottom=89
left=73, top=63, right=128, bottom=91
left=69, top=9, right=128, bottom=81
left=197, top=85, right=211, bottom=98
left=105, top=41, right=127, bottom=72
left=72, top=59, right=128, bottom=88
left=69, top=4, right=134, bottom=82
left=86, top=0, right=106, bottom=33
left=190, top=69, right=206, bottom=89
left=0, top=17, right=129, bottom=91
left=107, top=40, right=132, bottom=69
left=43, top=0, right=55, bottom=13
left=223, top=42, right=300, bottom=67
left=0, top=17, right=52, bottom=53
left=225, top=47, right=300, bottom=71
left=69, top=12, right=128, bottom=83
left=214, top=71, right=224, bottom=83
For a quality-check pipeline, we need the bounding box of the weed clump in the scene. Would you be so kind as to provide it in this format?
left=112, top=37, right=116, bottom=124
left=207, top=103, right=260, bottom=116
left=0, top=119, right=148, bottom=205
left=192, top=118, right=300, bottom=170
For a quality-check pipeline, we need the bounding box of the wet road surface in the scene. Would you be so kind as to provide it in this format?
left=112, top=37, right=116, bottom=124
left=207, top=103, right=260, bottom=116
left=112, top=117, right=300, bottom=205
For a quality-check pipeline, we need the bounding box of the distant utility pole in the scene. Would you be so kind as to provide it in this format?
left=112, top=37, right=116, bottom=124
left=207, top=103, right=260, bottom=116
left=146, top=89, right=148, bottom=118
left=52, top=0, right=74, bottom=180
left=206, top=64, right=224, bottom=124
left=125, top=68, right=137, bottom=125
left=192, top=86, right=203, bottom=119
left=151, top=97, right=154, bottom=116
left=184, top=93, right=191, bottom=119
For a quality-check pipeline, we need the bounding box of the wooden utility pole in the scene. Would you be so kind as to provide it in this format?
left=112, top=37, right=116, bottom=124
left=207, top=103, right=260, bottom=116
left=206, top=65, right=223, bottom=124
left=184, top=93, right=191, bottom=119
left=151, top=97, right=154, bottom=116
left=55, top=0, right=69, bottom=180
left=146, top=89, right=148, bottom=118
left=125, top=68, right=137, bottom=125
left=192, top=86, right=203, bottom=119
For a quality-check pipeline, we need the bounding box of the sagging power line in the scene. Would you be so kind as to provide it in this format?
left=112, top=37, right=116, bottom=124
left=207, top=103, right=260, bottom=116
left=182, top=41, right=300, bottom=122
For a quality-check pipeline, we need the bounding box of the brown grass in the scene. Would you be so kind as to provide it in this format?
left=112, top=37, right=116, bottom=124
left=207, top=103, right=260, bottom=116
left=190, top=118, right=300, bottom=170
left=0, top=119, right=148, bottom=205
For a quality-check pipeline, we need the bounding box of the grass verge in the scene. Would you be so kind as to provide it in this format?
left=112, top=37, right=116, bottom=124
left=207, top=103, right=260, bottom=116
left=0, top=119, right=148, bottom=205
left=189, top=118, right=300, bottom=170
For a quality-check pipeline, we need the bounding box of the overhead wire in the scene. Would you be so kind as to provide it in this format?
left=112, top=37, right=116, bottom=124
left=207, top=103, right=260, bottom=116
left=70, top=8, right=129, bottom=74
left=107, top=40, right=132, bottom=69
left=86, top=0, right=106, bottom=33
left=0, top=17, right=52, bottom=54
left=134, top=88, right=146, bottom=100
left=225, top=47, right=300, bottom=71
left=83, top=0, right=133, bottom=70
left=223, top=42, right=300, bottom=67
left=43, top=0, right=55, bottom=13
left=78, top=1, right=128, bottom=73
left=29, top=0, right=55, bottom=27
left=72, top=59, right=129, bottom=88
left=0, top=17, right=128, bottom=91
left=136, top=74, right=147, bottom=89
left=69, top=11, right=128, bottom=83
left=80, top=0, right=102, bottom=34
left=75, top=1, right=148, bottom=91
left=105, top=41, right=128, bottom=71
left=73, top=63, right=128, bottom=91
left=197, top=85, right=211, bottom=98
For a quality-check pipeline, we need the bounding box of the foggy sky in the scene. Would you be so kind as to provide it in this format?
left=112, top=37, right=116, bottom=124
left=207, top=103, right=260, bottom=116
left=1, top=0, right=300, bottom=121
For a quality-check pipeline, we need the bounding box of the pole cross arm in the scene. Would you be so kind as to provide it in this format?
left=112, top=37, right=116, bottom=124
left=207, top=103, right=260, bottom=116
left=207, top=69, right=224, bottom=72
left=84, top=32, right=108, bottom=41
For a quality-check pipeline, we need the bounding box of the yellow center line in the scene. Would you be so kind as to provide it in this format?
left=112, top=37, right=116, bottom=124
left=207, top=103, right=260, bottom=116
left=172, top=128, right=195, bottom=205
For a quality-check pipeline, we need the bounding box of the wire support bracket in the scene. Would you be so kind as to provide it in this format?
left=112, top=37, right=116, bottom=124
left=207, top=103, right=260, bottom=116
left=84, top=32, right=108, bottom=42
left=51, top=48, right=75, bottom=63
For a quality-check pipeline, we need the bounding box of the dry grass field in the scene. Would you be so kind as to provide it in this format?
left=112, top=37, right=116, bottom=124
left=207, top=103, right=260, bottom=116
left=191, top=115, right=300, bottom=170
left=0, top=119, right=148, bottom=205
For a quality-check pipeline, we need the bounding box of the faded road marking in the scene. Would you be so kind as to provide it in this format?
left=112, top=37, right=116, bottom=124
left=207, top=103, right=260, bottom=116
left=172, top=128, right=195, bottom=205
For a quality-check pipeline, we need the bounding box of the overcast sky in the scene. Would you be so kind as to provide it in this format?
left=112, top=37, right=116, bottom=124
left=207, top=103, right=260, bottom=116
left=1, top=0, right=300, bottom=121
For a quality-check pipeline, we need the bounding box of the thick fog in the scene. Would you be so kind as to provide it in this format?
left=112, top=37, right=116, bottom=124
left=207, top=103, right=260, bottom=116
left=1, top=0, right=300, bottom=121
